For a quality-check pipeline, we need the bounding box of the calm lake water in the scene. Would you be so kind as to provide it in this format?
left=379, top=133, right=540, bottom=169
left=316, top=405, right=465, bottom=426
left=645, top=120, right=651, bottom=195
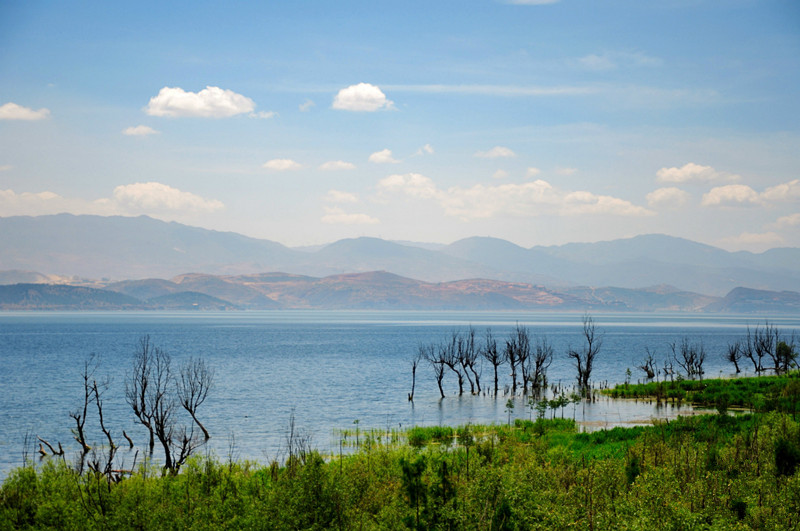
left=1, top=310, right=799, bottom=479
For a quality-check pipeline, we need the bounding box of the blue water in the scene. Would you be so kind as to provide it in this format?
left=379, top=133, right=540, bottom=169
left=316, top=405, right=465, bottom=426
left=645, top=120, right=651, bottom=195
left=1, top=310, right=798, bottom=479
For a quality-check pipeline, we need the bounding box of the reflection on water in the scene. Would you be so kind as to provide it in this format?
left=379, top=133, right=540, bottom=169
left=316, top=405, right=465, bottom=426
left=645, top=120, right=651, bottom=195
left=1, top=310, right=797, bottom=479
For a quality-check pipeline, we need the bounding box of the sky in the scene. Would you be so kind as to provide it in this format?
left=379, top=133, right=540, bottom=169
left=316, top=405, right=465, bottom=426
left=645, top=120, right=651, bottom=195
left=1, top=0, right=799, bottom=252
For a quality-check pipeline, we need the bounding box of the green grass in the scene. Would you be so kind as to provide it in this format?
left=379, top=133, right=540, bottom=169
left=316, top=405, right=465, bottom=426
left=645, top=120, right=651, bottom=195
left=3, top=413, right=800, bottom=529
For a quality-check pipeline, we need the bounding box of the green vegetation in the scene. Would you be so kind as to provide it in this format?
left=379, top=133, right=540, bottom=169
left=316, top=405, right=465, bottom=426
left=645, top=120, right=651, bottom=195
left=4, top=411, right=800, bottom=529
left=605, top=371, right=800, bottom=417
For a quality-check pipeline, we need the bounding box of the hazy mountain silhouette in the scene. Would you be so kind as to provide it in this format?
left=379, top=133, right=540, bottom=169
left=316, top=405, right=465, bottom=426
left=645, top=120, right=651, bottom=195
left=2, top=214, right=800, bottom=296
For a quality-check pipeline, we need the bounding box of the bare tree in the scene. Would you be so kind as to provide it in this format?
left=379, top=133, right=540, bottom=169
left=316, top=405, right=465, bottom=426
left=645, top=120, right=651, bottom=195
left=530, top=336, right=553, bottom=396
left=671, top=337, right=706, bottom=380
left=503, top=336, right=520, bottom=394
left=480, top=329, right=504, bottom=396
left=567, top=314, right=602, bottom=390
left=458, top=327, right=481, bottom=394
left=423, top=343, right=446, bottom=399
left=510, top=325, right=532, bottom=394
left=177, top=357, right=214, bottom=440
left=443, top=332, right=466, bottom=395
left=125, top=336, right=157, bottom=454
left=408, top=346, right=423, bottom=401
left=70, top=357, right=96, bottom=472
left=726, top=341, right=743, bottom=374
left=637, top=348, right=657, bottom=381
left=125, top=336, right=210, bottom=473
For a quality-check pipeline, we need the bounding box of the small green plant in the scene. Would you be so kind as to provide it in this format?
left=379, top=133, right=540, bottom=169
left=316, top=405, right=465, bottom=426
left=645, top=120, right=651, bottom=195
left=505, top=399, right=514, bottom=425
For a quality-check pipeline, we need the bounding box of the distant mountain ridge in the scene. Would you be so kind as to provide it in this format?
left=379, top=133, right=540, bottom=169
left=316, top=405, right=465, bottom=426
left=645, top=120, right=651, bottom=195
left=1, top=214, right=800, bottom=296
left=1, top=273, right=797, bottom=313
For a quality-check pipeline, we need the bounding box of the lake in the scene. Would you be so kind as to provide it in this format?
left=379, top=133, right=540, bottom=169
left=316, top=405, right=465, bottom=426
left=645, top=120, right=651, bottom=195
left=1, top=310, right=799, bottom=479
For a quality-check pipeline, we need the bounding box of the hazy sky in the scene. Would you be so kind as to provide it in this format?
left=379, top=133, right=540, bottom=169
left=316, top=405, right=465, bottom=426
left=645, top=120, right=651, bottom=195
left=1, top=1, right=799, bottom=251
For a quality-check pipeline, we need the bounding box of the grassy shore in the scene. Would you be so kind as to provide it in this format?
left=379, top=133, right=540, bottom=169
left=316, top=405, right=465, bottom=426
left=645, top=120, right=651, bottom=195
left=2, top=405, right=800, bottom=529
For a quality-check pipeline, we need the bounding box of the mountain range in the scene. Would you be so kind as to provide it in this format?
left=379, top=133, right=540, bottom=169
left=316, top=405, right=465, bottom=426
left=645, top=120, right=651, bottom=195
left=1, top=213, right=799, bottom=312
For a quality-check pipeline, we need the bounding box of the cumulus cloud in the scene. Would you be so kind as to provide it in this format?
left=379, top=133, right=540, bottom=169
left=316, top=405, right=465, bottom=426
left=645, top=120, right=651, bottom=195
left=325, top=190, right=359, bottom=203
left=377, top=173, right=652, bottom=220
left=720, top=231, right=783, bottom=251
left=701, top=184, right=762, bottom=207
left=122, top=125, right=159, bottom=136
left=332, top=83, right=394, bottom=112
left=145, top=86, right=256, bottom=118
left=657, top=162, right=738, bottom=184
left=110, top=182, right=224, bottom=213
left=319, top=160, right=356, bottom=171
left=646, top=187, right=690, bottom=209
left=0, top=183, right=223, bottom=217
left=526, top=167, right=541, bottom=177
left=415, top=144, right=434, bottom=156
left=771, top=213, right=800, bottom=229
left=321, top=207, right=379, bottom=225
left=762, top=179, right=800, bottom=202
left=492, top=170, right=509, bottom=180
left=263, top=159, right=302, bottom=171
left=369, top=149, right=400, bottom=164
left=299, top=99, right=315, bottom=112
left=0, top=102, right=50, bottom=120
left=474, top=146, right=516, bottom=159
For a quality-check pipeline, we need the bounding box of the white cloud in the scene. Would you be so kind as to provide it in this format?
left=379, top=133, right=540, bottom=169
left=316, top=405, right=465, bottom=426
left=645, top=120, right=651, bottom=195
left=656, top=162, right=738, bottom=184
left=321, top=207, right=379, bottom=225
left=415, top=144, right=434, bottom=156
left=0, top=183, right=223, bottom=217
left=526, top=167, right=541, bottom=177
left=720, top=231, right=783, bottom=251
left=770, top=213, right=800, bottom=229
left=325, top=190, right=359, bottom=203
left=701, top=184, right=762, bottom=207
left=474, top=146, right=516, bottom=159
left=646, top=187, right=690, bottom=209
left=145, top=86, right=256, bottom=118
left=369, top=149, right=400, bottom=164
left=761, top=179, right=800, bottom=202
left=122, top=125, right=159, bottom=136
left=578, top=51, right=662, bottom=71
left=492, top=170, right=509, bottom=180
left=319, top=160, right=356, bottom=171
left=378, top=173, right=653, bottom=220
left=0, top=102, right=50, bottom=120
left=263, top=159, right=302, bottom=171
left=299, top=99, right=315, bottom=112
left=110, top=182, right=224, bottom=213
left=378, top=173, right=440, bottom=200
left=332, top=83, right=394, bottom=112
left=579, top=54, right=616, bottom=71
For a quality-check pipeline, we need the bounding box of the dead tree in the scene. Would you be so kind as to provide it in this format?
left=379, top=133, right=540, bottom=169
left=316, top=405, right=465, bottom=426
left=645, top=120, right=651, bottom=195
left=443, top=333, right=466, bottom=395
left=671, top=337, right=706, bottom=380
left=568, top=314, right=602, bottom=391
left=177, top=357, right=214, bottom=440
left=408, top=346, right=424, bottom=401
left=126, top=336, right=210, bottom=473
left=125, top=336, right=157, bottom=454
left=637, top=348, right=657, bottom=381
left=70, top=358, right=96, bottom=472
left=727, top=341, right=742, bottom=374
left=480, top=329, right=504, bottom=396
left=503, top=336, right=520, bottom=394
left=530, top=336, right=553, bottom=396
left=459, top=327, right=481, bottom=394
left=511, top=325, right=532, bottom=394
left=423, top=343, right=447, bottom=399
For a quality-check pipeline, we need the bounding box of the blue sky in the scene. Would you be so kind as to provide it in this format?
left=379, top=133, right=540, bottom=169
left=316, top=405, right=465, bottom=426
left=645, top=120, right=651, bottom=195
left=1, top=0, right=799, bottom=251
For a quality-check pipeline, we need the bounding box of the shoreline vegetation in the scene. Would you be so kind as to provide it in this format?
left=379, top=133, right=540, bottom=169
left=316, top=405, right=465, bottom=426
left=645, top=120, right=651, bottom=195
left=3, top=373, right=800, bottom=529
